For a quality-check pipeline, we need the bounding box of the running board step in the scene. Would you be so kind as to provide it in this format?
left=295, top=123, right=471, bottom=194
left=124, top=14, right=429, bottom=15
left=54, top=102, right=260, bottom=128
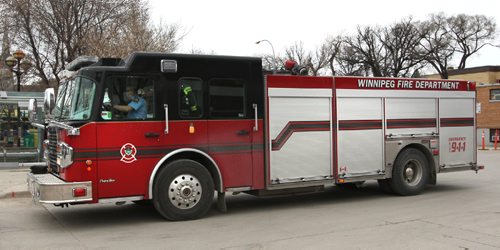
left=247, top=186, right=324, bottom=197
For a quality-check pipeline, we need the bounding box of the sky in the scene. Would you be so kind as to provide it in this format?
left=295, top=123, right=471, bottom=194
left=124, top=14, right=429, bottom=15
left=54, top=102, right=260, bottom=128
left=148, top=0, right=500, bottom=72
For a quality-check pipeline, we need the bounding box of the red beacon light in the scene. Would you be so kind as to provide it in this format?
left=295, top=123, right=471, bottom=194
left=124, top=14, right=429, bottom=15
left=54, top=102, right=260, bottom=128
left=284, top=60, right=308, bottom=75
left=284, top=60, right=297, bottom=71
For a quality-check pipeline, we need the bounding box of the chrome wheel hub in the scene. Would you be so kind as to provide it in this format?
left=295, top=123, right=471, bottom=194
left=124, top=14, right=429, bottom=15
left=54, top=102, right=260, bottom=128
left=405, top=168, right=414, bottom=179
left=168, top=174, right=202, bottom=209
left=403, top=160, right=422, bottom=186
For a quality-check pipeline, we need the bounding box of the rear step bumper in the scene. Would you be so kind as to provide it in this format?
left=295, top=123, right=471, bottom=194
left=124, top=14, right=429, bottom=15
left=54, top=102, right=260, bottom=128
left=439, top=164, right=484, bottom=173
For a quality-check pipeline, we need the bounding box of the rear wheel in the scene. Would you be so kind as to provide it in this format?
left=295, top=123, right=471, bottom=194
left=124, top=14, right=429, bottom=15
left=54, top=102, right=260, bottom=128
left=153, top=159, right=214, bottom=220
left=390, top=148, right=429, bottom=196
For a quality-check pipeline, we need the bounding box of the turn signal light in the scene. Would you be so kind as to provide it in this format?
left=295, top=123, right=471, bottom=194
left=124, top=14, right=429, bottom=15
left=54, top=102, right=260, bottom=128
left=432, top=149, right=439, bottom=155
left=189, top=123, right=195, bottom=134
left=73, top=188, right=87, bottom=197
left=85, top=160, right=93, bottom=172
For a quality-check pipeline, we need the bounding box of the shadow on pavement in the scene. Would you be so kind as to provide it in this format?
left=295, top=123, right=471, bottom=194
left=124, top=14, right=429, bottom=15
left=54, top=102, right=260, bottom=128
left=41, top=181, right=471, bottom=228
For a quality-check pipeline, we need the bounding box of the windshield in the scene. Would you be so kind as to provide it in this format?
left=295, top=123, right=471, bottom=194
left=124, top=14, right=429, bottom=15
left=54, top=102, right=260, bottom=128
left=53, top=76, right=96, bottom=120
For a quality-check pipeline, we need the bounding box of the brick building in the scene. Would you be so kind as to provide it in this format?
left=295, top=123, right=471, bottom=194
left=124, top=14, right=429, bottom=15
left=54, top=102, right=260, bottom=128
left=427, top=66, right=500, bottom=147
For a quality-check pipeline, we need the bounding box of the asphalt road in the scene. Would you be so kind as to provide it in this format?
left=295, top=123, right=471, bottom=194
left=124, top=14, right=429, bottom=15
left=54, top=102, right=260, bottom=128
left=1, top=150, right=499, bottom=249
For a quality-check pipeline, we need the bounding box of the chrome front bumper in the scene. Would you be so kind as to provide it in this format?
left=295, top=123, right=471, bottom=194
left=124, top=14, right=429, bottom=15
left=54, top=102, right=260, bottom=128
left=27, top=173, right=92, bottom=204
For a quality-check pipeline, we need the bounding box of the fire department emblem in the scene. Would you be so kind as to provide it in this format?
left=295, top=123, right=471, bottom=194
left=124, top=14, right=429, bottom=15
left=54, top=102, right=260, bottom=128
left=120, top=143, right=137, bottom=163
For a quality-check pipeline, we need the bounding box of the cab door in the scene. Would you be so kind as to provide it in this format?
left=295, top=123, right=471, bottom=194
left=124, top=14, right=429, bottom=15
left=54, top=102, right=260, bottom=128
left=96, top=74, right=159, bottom=199
left=207, top=78, right=254, bottom=188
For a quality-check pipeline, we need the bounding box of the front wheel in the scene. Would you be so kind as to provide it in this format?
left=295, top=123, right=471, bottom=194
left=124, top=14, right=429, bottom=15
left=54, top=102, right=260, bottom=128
left=153, top=160, right=214, bottom=221
left=390, top=148, right=429, bottom=196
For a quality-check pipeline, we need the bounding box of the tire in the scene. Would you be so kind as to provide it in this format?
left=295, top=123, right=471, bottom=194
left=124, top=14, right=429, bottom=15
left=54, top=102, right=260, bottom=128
left=390, top=148, right=429, bottom=196
left=153, top=159, right=214, bottom=221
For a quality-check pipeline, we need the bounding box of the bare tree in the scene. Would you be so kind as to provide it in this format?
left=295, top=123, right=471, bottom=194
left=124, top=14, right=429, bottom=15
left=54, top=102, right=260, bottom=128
left=281, top=42, right=311, bottom=75
left=419, top=13, right=455, bottom=79
left=324, top=36, right=342, bottom=76
left=419, top=13, right=496, bottom=79
left=1, top=0, right=132, bottom=85
left=0, top=18, right=14, bottom=91
left=343, top=26, right=387, bottom=77
left=1, top=0, right=183, bottom=87
left=261, top=54, right=277, bottom=72
left=85, top=1, right=184, bottom=58
left=308, top=40, right=336, bottom=76
left=336, top=41, right=367, bottom=76
left=342, top=19, right=427, bottom=78
left=283, top=41, right=334, bottom=76
left=379, top=17, right=426, bottom=77
left=188, top=47, right=216, bottom=55
left=447, top=14, right=496, bottom=69
left=285, top=42, right=309, bottom=66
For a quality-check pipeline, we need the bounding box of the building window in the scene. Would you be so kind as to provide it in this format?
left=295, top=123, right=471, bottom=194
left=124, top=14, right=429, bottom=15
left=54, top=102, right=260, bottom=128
left=490, top=89, right=500, bottom=101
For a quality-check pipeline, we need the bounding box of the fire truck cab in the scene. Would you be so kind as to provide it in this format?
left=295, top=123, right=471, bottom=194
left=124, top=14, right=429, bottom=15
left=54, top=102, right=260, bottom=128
left=27, top=52, right=481, bottom=220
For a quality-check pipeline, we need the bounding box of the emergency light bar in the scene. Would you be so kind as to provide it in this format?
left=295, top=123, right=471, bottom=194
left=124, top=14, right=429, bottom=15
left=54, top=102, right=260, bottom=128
left=66, top=56, right=99, bottom=71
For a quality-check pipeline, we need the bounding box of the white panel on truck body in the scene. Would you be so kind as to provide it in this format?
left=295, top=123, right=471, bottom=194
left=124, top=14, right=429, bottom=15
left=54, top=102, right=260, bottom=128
left=268, top=89, right=332, bottom=184
left=337, top=97, right=383, bottom=177
left=385, top=98, right=437, bottom=135
left=337, top=98, right=382, bottom=120
left=439, top=98, right=475, bottom=167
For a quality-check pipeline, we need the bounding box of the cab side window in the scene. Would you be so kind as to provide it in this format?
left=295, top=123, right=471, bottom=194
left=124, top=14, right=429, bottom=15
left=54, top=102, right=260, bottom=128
left=178, top=78, right=203, bottom=118
left=101, top=75, right=155, bottom=120
left=209, top=79, right=245, bottom=118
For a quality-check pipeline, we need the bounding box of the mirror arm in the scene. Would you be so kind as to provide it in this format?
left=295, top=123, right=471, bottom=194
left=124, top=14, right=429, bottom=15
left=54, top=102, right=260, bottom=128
left=31, top=123, right=46, bottom=130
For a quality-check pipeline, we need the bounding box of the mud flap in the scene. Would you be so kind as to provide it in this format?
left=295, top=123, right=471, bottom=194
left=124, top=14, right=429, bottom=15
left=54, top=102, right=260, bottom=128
left=217, top=192, right=227, bottom=213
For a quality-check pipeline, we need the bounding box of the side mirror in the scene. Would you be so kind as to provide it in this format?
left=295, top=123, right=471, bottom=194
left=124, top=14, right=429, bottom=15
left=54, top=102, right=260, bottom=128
left=44, top=88, right=55, bottom=116
left=28, top=98, right=37, bottom=122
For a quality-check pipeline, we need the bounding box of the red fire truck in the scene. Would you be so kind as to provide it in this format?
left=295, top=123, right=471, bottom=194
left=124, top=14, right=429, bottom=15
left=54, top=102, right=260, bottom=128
left=27, top=53, right=482, bottom=220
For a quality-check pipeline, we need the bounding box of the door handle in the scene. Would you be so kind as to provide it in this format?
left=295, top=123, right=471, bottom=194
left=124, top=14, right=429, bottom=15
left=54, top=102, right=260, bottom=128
left=237, top=130, right=249, bottom=135
left=253, top=104, right=258, bottom=131
left=164, top=104, right=169, bottom=134
left=145, top=132, right=160, bottom=138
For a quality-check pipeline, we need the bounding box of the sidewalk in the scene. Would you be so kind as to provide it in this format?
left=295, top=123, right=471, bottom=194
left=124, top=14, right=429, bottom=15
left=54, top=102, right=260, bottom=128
left=478, top=147, right=500, bottom=151
left=0, top=169, right=30, bottom=199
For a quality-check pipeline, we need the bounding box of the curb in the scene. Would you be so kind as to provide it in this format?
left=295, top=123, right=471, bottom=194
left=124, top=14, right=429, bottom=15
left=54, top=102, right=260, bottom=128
left=0, top=168, right=31, bottom=200
left=0, top=190, right=30, bottom=199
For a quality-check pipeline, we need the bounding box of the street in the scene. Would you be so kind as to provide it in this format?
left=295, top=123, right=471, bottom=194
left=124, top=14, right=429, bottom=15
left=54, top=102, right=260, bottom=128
left=1, top=150, right=499, bottom=249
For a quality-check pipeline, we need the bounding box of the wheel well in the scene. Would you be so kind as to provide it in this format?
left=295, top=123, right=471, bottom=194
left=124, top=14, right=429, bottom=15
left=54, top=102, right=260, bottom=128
left=398, top=144, right=436, bottom=185
left=153, top=151, right=223, bottom=194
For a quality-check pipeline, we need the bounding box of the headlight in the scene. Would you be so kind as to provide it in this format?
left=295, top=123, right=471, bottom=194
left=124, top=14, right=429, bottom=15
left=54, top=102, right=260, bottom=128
left=43, top=139, right=49, bottom=161
left=56, top=142, right=73, bottom=168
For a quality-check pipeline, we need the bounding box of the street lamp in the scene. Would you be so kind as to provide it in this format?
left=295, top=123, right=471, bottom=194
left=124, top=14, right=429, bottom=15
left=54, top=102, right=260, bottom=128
left=5, top=49, right=32, bottom=92
left=5, top=49, right=31, bottom=147
left=256, top=39, right=277, bottom=74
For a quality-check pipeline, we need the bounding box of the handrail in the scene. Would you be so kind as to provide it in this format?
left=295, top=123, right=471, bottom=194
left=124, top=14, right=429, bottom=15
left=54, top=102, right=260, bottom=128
left=386, top=133, right=438, bottom=139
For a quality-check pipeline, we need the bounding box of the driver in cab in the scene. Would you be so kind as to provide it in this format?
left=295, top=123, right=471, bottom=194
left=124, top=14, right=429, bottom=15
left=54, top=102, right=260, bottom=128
left=113, top=86, right=147, bottom=119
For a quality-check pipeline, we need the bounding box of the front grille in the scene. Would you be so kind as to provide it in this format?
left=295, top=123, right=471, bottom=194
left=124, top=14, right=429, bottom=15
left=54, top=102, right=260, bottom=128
left=47, top=127, right=59, bottom=174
